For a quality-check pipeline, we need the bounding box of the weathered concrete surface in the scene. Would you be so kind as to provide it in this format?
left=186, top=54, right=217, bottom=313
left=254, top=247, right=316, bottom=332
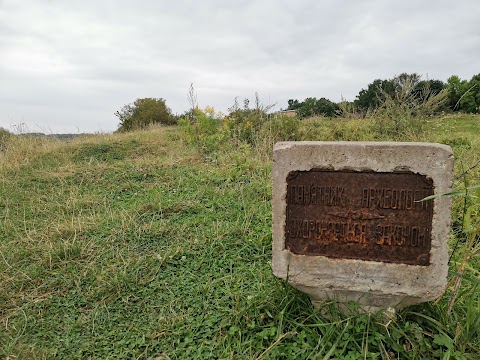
left=272, top=142, right=453, bottom=312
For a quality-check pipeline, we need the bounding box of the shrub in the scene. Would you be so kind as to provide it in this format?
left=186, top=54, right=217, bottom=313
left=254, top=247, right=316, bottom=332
left=223, top=108, right=269, bottom=145
left=178, top=108, right=225, bottom=154
left=115, top=98, right=176, bottom=132
left=179, top=97, right=302, bottom=157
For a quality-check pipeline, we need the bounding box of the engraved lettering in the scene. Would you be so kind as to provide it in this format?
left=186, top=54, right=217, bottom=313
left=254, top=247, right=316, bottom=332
left=362, top=188, right=369, bottom=208
left=406, top=190, right=414, bottom=210
left=361, top=187, right=432, bottom=211
left=384, top=189, right=391, bottom=209
left=288, top=184, right=347, bottom=206
left=338, top=187, right=345, bottom=206
left=310, top=183, right=317, bottom=204
left=286, top=171, right=433, bottom=265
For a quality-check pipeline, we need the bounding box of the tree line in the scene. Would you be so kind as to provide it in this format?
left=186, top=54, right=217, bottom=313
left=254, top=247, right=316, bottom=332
left=287, top=73, right=480, bottom=118
left=115, top=73, right=480, bottom=132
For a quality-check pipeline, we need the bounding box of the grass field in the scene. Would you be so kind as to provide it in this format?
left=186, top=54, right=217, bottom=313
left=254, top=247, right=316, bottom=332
left=1, top=114, right=479, bottom=359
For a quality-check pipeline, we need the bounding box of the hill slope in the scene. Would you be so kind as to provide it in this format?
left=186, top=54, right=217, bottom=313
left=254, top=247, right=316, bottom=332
left=1, top=120, right=479, bottom=358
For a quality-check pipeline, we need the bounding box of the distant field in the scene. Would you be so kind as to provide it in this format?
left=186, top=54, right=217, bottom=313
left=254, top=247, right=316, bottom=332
left=1, top=115, right=479, bottom=358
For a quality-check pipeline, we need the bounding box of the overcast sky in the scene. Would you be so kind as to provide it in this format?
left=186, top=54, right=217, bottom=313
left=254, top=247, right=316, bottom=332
left=1, top=0, right=479, bottom=133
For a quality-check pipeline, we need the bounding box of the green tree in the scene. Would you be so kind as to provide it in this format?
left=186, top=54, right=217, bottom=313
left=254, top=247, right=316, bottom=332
left=447, top=75, right=465, bottom=110
left=447, top=74, right=480, bottom=113
left=297, top=97, right=317, bottom=118
left=115, top=98, right=176, bottom=132
left=427, top=79, right=446, bottom=94
left=315, top=97, right=339, bottom=117
left=462, top=73, right=480, bottom=113
left=393, top=73, right=421, bottom=93
left=354, top=73, right=446, bottom=114
left=288, top=97, right=339, bottom=118
left=414, top=79, right=445, bottom=102
left=354, top=79, right=395, bottom=113
left=287, top=99, right=300, bottom=110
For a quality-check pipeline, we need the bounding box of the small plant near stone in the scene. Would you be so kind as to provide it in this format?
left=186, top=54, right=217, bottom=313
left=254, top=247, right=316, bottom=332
left=422, top=177, right=480, bottom=318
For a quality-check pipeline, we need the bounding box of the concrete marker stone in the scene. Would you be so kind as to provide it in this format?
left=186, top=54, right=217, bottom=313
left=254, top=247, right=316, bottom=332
left=272, top=141, right=453, bottom=312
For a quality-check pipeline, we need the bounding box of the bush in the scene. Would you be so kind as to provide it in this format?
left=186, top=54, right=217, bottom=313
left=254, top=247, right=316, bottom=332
left=115, top=98, right=176, bottom=132
left=178, top=95, right=302, bottom=158
left=178, top=109, right=225, bottom=154
left=223, top=108, right=269, bottom=145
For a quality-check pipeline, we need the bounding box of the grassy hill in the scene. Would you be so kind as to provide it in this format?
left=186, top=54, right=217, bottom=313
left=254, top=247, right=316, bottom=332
left=1, top=115, right=479, bottom=358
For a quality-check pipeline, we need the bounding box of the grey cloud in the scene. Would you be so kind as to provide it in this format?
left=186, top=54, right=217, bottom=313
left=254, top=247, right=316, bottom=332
left=1, top=0, right=479, bottom=133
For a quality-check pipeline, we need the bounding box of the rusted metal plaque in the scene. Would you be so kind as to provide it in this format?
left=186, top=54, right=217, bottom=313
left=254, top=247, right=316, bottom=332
left=285, top=170, right=434, bottom=265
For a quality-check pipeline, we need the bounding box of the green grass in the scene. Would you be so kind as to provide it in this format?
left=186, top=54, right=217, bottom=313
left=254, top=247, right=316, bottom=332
left=1, top=117, right=479, bottom=359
